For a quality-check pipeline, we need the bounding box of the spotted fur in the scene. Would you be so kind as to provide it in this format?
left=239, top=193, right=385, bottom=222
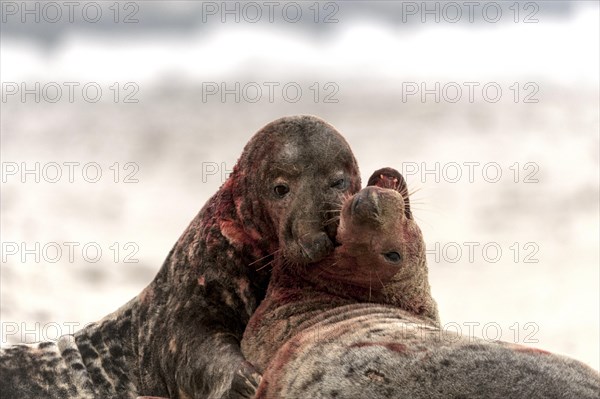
left=1, top=300, right=137, bottom=399
left=0, top=115, right=361, bottom=399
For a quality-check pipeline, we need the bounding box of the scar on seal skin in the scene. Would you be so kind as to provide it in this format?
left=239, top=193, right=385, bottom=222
left=0, top=115, right=361, bottom=399
left=241, top=168, right=600, bottom=399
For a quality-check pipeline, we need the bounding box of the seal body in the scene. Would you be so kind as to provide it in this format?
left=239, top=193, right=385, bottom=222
left=248, top=303, right=600, bottom=399
left=246, top=303, right=600, bottom=399
left=241, top=169, right=600, bottom=399
left=0, top=115, right=361, bottom=399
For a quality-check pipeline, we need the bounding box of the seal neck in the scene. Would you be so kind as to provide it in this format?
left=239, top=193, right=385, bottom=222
left=268, top=254, right=389, bottom=304
left=268, top=250, right=440, bottom=325
left=131, top=178, right=273, bottom=395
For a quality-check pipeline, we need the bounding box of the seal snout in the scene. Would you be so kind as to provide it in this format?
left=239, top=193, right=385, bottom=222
left=350, top=187, right=381, bottom=223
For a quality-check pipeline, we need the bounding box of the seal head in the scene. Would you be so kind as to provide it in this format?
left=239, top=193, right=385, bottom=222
left=307, top=170, right=437, bottom=322
left=229, top=115, right=361, bottom=264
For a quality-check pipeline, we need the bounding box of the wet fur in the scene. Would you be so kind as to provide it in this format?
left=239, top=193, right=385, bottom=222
left=0, top=115, right=361, bottom=399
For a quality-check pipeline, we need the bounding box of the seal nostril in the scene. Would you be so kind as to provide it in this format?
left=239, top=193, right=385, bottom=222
left=350, top=190, right=380, bottom=219
left=351, top=194, right=361, bottom=214
left=369, top=190, right=380, bottom=215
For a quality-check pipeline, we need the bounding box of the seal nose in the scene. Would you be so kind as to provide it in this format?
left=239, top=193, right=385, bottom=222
left=350, top=187, right=380, bottom=220
left=351, top=193, right=362, bottom=213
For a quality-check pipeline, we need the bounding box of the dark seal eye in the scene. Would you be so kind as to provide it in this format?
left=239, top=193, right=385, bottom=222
left=331, top=178, right=347, bottom=189
left=274, top=184, right=290, bottom=197
left=383, top=251, right=402, bottom=263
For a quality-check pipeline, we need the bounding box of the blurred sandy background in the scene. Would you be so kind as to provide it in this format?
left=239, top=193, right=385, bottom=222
left=1, top=1, right=598, bottom=370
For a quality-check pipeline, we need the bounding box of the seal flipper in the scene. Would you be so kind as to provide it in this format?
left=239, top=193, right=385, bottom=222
left=227, top=360, right=262, bottom=399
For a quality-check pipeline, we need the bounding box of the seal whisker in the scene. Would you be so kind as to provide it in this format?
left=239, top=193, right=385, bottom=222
left=249, top=249, right=280, bottom=267
left=320, top=201, right=345, bottom=213
left=320, top=210, right=342, bottom=219
left=406, top=187, right=423, bottom=199
left=374, top=269, right=385, bottom=290
left=256, top=259, right=276, bottom=272
left=369, top=270, right=372, bottom=302
left=315, top=260, right=339, bottom=278
left=396, top=181, right=407, bottom=195
left=321, top=209, right=342, bottom=213
left=280, top=258, right=299, bottom=273
left=277, top=259, right=288, bottom=272
left=322, top=216, right=340, bottom=227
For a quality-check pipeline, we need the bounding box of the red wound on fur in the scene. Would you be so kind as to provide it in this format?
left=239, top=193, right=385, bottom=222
left=220, top=220, right=254, bottom=249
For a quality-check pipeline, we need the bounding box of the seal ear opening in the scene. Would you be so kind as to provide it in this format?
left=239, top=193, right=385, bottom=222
left=367, top=167, right=412, bottom=219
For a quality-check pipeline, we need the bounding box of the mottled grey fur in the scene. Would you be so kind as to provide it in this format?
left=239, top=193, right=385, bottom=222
left=1, top=300, right=138, bottom=399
